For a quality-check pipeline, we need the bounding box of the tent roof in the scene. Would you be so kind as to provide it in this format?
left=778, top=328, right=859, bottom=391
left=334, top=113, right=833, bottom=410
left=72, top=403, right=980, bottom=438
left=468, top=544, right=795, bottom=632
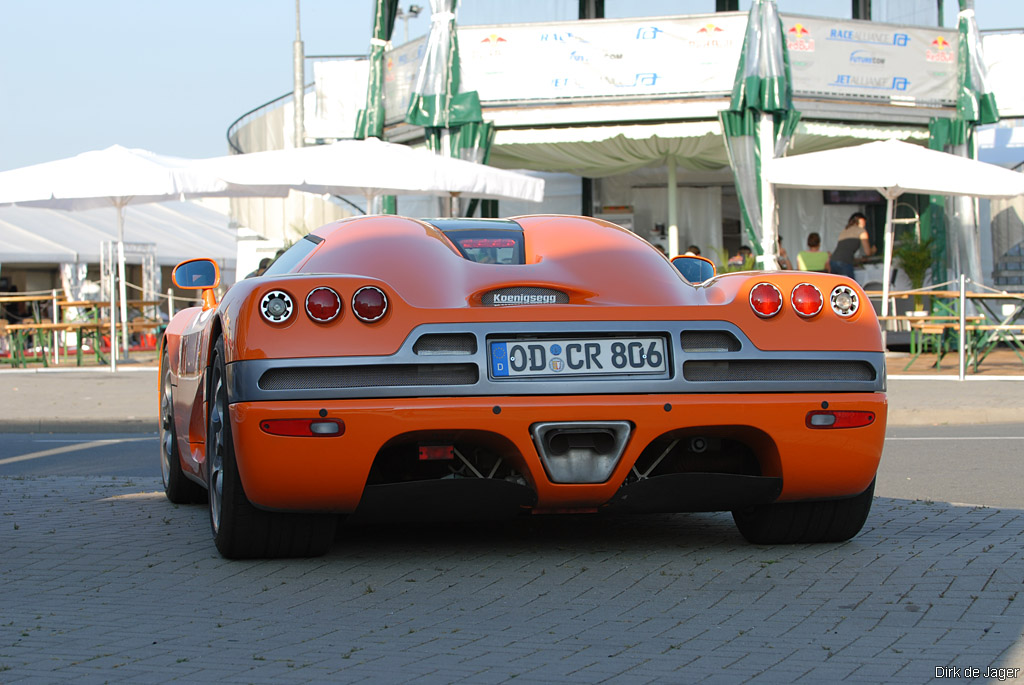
left=763, top=139, right=1024, bottom=199
left=0, top=201, right=241, bottom=267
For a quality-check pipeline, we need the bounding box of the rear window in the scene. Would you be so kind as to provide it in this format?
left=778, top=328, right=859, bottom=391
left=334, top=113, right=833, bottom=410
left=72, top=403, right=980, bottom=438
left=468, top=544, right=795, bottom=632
left=262, top=234, right=323, bottom=276
left=448, top=232, right=524, bottom=265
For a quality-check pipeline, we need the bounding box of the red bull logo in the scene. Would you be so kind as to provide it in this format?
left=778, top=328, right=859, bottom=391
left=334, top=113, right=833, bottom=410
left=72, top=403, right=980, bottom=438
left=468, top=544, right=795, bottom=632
left=688, top=22, right=731, bottom=49
left=481, top=34, right=507, bottom=44
left=788, top=23, right=815, bottom=52
left=926, top=35, right=955, bottom=62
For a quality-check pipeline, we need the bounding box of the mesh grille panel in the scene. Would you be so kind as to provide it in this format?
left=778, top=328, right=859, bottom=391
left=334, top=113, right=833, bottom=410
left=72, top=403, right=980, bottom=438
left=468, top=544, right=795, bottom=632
left=681, top=330, right=741, bottom=352
left=683, top=360, right=875, bottom=383
left=413, top=333, right=477, bottom=356
left=482, top=287, right=569, bottom=306
left=260, top=364, right=478, bottom=390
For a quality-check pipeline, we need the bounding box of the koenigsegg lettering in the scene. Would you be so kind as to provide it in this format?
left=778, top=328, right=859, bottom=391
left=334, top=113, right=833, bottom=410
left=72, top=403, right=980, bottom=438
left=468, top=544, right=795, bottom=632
left=493, top=293, right=558, bottom=304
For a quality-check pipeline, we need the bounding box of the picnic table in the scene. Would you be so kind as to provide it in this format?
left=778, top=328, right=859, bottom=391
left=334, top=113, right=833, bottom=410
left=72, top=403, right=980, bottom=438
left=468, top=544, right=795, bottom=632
left=867, top=283, right=1024, bottom=376
left=1, top=292, right=165, bottom=368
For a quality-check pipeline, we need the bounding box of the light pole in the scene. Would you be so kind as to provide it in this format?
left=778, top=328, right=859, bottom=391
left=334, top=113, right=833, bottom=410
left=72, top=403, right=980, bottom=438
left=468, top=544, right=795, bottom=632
left=396, top=4, right=423, bottom=44
left=293, top=0, right=305, bottom=148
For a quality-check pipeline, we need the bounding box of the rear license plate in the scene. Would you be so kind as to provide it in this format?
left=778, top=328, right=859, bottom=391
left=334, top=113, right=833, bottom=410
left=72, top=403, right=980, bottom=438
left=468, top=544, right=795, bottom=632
left=490, top=337, right=667, bottom=378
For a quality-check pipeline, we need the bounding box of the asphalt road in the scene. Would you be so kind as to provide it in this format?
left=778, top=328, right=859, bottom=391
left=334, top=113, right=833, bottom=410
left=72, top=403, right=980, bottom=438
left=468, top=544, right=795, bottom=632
left=0, top=433, right=158, bottom=477
left=2, top=424, right=1022, bottom=508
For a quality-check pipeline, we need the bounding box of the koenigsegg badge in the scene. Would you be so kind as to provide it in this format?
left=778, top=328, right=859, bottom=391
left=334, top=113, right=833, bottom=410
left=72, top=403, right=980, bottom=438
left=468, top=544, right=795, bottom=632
left=493, top=293, right=557, bottom=305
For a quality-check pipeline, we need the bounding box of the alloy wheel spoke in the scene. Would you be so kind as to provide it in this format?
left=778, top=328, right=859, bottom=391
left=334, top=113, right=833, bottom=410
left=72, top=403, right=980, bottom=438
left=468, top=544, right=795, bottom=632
left=209, top=364, right=226, bottom=531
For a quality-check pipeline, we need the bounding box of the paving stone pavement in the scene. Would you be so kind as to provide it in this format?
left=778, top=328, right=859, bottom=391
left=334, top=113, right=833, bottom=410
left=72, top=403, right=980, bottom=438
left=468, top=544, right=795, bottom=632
left=1, top=476, right=1022, bottom=683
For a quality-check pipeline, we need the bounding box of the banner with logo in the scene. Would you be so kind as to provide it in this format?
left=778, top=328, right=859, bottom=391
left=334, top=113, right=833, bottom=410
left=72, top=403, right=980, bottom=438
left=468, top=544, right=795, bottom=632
left=382, top=12, right=957, bottom=124
left=781, top=14, right=956, bottom=105
left=384, top=39, right=426, bottom=123
left=458, top=15, right=746, bottom=102
left=384, top=14, right=746, bottom=121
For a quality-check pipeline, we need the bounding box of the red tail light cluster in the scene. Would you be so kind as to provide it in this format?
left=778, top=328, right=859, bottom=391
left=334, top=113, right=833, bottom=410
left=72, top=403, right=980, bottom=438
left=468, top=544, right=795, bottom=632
left=260, top=285, right=389, bottom=324
left=352, top=286, right=388, bottom=322
left=749, top=283, right=782, bottom=318
left=305, top=287, right=342, bottom=322
left=749, top=282, right=859, bottom=319
left=791, top=283, right=824, bottom=318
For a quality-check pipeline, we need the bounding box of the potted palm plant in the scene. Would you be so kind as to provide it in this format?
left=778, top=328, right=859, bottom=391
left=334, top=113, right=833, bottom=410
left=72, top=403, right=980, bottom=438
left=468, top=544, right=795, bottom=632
left=893, top=234, right=934, bottom=313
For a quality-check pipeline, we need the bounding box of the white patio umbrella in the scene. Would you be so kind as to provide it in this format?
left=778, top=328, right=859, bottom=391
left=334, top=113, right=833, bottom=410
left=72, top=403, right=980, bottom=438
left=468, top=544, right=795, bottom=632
left=763, top=139, right=1024, bottom=321
left=197, top=137, right=545, bottom=211
left=0, top=145, right=285, bottom=369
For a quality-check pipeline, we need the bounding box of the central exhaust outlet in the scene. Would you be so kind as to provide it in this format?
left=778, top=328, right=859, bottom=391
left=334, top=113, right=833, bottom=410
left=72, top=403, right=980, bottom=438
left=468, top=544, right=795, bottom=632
left=530, top=421, right=632, bottom=484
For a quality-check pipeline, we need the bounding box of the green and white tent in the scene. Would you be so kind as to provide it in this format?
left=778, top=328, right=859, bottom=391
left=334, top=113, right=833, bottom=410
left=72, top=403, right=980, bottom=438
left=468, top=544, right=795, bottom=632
left=406, top=0, right=498, bottom=216
left=927, top=2, right=1000, bottom=286
left=719, top=0, right=799, bottom=269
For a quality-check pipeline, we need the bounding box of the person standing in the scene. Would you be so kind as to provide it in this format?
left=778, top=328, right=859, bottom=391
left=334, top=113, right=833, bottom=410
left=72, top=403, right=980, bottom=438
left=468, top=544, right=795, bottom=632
left=777, top=236, right=792, bottom=270
left=797, top=232, right=830, bottom=272
left=830, top=212, right=876, bottom=279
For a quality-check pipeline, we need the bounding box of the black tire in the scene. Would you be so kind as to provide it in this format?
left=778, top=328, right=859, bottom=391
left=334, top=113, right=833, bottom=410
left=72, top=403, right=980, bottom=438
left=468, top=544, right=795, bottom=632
left=732, top=479, right=875, bottom=545
left=207, top=336, right=336, bottom=559
left=160, top=349, right=206, bottom=504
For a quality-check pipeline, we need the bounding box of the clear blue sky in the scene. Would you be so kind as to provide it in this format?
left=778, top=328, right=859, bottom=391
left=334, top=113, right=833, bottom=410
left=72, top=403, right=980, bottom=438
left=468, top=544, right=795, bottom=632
left=2, top=1, right=1022, bottom=171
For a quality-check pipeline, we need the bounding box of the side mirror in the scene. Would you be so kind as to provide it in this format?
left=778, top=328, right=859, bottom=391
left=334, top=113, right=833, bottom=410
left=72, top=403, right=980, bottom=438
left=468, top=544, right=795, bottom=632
left=671, top=255, right=716, bottom=284
left=172, top=258, right=220, bottom=310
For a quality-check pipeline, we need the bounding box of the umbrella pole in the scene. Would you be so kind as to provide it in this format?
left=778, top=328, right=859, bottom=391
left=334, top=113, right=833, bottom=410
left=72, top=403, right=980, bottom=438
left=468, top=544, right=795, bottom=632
left=108, top=243, right=117, bottom=373
left=759, top=112, right=779, bottom=270
left=116, top=204, right=130, bottom=358
left=880, top=195, right=896, bottom=352
left=666, top=157, right=679, bottom=258
left=959, top=273, right=966, bottom=380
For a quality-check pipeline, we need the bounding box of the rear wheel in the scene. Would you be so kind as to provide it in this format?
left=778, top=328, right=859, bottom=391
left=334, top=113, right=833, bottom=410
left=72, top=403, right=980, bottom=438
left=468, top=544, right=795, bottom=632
left=207, top=336, right=336, bottom=559
left=160, top=349, right=205, bottom=504
left=732, top=479, right=875, bottom=544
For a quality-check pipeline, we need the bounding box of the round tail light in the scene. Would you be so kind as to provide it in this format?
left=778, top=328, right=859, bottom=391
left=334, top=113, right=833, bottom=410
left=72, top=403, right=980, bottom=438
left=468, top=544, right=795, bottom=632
left=830, top=285, right=860, bottom=318
left=791, top=283, right=824, bottom=318
left=305, top=287, right=341, bottom=322
left=260, top=290, right=294, bottom=323
left=352, top=286, right=388, bottom=322
left=749, top=282, right=782, bottom=318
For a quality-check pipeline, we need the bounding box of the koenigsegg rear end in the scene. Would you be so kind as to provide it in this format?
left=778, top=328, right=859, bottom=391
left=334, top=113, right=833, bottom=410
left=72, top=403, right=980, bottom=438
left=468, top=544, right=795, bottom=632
left=160, top=215, right=886, bottom=558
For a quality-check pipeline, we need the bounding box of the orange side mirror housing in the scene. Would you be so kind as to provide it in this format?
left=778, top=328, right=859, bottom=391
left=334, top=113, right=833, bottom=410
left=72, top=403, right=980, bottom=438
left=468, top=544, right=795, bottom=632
left=172, top=258, right=221, bottom=311
left=671, top=255, right=716, bottom=284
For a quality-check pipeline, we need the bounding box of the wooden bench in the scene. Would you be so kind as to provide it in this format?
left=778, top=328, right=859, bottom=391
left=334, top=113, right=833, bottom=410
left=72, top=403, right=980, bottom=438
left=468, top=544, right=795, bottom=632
left=905, top=321, right=1024, bottom=372
left=1, top=319, right=164, bottom=368
left=968, top=324, right=1024, bottom=369
left=904, top=319, right=983, bottom=371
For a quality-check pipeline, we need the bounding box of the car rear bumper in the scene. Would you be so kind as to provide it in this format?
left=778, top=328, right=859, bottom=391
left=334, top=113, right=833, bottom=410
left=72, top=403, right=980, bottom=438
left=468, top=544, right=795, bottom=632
left=225, top=321, right=887, bottom=403
left=229, top=392, right=886, bottom=514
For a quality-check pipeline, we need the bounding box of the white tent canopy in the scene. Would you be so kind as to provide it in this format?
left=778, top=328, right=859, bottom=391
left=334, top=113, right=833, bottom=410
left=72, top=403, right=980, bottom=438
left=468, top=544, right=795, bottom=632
left=197, top=138, right=545, bottom=206
left=0, top=144, right=267, bottom=210
left=0, top=201, right=243, bottom=269
left=764, top=139, right=1024, bottom=199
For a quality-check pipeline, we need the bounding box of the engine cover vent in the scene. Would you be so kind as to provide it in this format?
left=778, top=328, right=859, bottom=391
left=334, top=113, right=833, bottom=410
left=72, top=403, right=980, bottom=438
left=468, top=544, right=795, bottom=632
left=482, top=287, right=569, bottom=306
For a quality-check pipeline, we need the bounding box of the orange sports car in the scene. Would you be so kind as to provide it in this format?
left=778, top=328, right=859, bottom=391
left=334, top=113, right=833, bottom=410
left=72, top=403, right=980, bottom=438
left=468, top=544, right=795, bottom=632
left=160, top=214, right=886, bottom=559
